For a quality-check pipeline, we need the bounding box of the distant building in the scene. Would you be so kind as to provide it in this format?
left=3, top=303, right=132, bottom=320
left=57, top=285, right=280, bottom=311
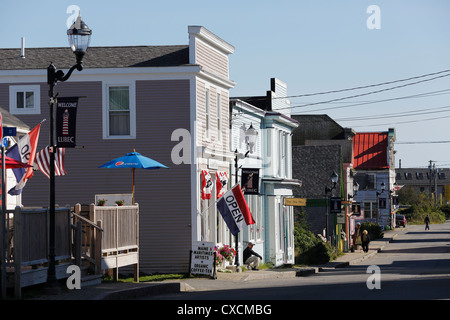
left=352, top=128, right=397, bottom=228
left=395, top=167, right=450, bottom=204
left=291, top=114, right=356, bottom=248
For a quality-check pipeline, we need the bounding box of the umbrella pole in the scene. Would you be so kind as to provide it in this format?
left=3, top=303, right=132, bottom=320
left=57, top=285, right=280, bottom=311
left=132, top=168, right=135, bottom=205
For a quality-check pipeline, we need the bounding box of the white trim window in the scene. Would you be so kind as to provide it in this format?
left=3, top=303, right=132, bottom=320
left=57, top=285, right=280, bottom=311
left=9, top=85, right=41, bottom=115
left=103, top=83, right=136, bottom=139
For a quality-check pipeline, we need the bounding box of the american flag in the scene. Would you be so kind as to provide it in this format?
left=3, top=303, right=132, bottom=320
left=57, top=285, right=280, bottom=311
left=35, top=146, right=67, bottom=179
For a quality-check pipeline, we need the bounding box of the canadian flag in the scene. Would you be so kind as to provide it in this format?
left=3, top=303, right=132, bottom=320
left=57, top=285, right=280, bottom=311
left=201, top=170, right=213, bottom=200
left=216, top=171, right=228, bottom=199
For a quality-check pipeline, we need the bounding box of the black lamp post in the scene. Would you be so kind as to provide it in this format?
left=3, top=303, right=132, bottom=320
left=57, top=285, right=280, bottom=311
left=376, top=182, right=385, bottom=224
left=233, top=124, right=258, bottom=271
left=324, top=171, right=339, bottom=241
left=46, top=14, right=91, bottom=287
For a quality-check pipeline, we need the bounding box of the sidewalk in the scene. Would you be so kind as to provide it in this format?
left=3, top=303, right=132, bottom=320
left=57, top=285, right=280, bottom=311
left=25, top=229, right=401, bottom=300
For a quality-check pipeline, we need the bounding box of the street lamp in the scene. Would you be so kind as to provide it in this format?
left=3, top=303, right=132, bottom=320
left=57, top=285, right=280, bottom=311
left=233, top=123, right=258, bottom=271
left=376, top=182, right=385, bottom=224
left=245, top=124, right=258, bottom=154
left=348, top=180, right=359, bottom=199
left=46, top=14, right=91, bottom=289
left=324, top=171, right=339, bottom=241
left=325, top=171, right=338, bottom=194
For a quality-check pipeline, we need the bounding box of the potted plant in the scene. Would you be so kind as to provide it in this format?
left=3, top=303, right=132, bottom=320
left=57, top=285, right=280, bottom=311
left=97, top=199, right=107, bottom=206
left=214, top=245, right=236, bottom=269
left=115, top=200, right=125, bottom=206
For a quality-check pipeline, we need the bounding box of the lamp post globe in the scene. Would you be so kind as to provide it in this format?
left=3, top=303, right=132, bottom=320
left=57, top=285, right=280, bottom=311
left=353, top=181, right=359, bottom=194
left=331, top=171, right=339, bottom=185
left=67, top=13, right=92, bottom=65
left=245, top=124, right=258, bottom=153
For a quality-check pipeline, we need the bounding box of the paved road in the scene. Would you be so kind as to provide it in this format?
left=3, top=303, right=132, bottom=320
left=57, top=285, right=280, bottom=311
left=141, top=222, right=450, bottom=301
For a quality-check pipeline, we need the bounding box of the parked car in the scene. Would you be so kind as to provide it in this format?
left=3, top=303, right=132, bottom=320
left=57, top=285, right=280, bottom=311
left=396, top=214, right=407, bottom=228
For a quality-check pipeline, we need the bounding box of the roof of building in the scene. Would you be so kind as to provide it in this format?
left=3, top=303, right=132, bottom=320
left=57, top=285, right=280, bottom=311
left=353, top=132, right=389, bottom=170
left=0, top=106, right=30, bottom=131
left=291, top=114, right=355, bottom=145
left=0, top=45, right=190, bottom=70
left=396, top=167, right=450, bottom=186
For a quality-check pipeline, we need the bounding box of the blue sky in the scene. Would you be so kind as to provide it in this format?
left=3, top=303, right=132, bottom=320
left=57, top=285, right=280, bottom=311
left=1, top=0, right=450, bottom=168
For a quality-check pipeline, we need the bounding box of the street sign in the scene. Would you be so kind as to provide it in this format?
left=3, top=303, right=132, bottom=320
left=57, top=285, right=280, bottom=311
left=352, top=202, right=361, bottom=216
left=284, top=198, right=307, bottom=206
left=336, top=212, right=345, bottom=224
left=330, top=197, right=342, bottom=213
left=2, top=127, right=16, bottom=137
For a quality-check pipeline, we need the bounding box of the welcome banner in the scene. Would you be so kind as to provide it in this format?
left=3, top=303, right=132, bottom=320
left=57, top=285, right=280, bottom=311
left=56, top=97, right=79, bottom=148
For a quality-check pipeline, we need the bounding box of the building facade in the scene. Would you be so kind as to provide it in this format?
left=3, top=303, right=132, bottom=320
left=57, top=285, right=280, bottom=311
left=352, top=129, right=397, bottom=228
left=0, top=26, right=235, bottom=274
left=235, top=78, right=300, bottom=266
left=291, top=115, right=356, bottom=249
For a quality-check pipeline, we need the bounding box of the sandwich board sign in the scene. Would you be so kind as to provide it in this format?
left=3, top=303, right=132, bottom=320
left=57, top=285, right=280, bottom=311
left=190, top=241, right=215, bottom=277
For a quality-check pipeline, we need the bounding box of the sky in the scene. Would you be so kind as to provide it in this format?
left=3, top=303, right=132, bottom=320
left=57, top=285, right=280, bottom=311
left=1, top=0, right=450, bottom=169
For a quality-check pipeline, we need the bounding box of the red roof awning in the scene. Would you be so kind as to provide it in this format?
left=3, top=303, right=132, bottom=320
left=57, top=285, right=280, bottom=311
left=353, top=132, right=389, bottom=169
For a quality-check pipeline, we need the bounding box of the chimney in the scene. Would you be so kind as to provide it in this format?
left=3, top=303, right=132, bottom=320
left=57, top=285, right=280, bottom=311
left=20, top=37, right=25, bottom=59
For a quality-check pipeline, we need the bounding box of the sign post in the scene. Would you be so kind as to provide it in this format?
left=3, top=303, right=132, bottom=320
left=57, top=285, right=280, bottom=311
left=0, top=112, right=5, bottom=298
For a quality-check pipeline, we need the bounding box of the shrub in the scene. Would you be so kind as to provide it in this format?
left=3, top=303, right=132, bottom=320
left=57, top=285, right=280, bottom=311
left=293, top=208, right=339, bottom=265
left=360, top=222, right=383, bottom=240
left=294, top=227, right=339, bottom=265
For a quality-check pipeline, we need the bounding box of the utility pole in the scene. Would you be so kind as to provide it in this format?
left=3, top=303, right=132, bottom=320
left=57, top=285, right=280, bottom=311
left=428, top=160, right=437, bottom=204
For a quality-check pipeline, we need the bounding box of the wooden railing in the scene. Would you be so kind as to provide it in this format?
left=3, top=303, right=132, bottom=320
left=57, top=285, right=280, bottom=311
left=72, top=206, right=103, bottom=275
left=1, top=203, right=139, bottom=298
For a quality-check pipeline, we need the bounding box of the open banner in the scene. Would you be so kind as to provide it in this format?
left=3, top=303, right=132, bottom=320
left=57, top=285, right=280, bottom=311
left=217, top=184, right=255, bottom=236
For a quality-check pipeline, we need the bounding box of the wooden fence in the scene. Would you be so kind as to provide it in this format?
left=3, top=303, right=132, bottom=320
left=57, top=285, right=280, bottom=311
left=84, top=203, right=139, bottom=282
left=1, top=203, right=139, bottom=298
left=4, top=206, right=72, bottom=298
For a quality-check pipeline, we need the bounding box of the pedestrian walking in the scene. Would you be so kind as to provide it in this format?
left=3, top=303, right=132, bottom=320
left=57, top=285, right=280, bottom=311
left=351, top=223, right=361, bottom=252
left=361, top=230, right=370, bottom=253
left=424, top=215, right=430, bottom=230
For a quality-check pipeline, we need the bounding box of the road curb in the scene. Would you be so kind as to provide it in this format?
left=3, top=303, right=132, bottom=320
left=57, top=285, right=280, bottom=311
left=95, top=282, right=185, bottom=300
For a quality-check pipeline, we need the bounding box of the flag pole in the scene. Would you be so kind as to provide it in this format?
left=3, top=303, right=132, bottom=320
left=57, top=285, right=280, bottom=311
left=1, top=143, right=6, bottom=298
left=198, top=183, right=240, bottom=217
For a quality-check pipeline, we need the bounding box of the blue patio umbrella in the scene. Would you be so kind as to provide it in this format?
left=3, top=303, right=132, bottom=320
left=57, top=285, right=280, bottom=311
left=98, top=151, right=169, bottom=204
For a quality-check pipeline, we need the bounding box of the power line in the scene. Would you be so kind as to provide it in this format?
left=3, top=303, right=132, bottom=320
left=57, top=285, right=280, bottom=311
left=298, top=88, right=450, bottom=113
left=347, top=113, right=450, bottom=127
left=274, top=69, right=450, bottom=99
left=396, top=141, right=450, bottom=145
left=279, top=72, right=450, bottom=111
left=335, top=104, right=450, bottom=122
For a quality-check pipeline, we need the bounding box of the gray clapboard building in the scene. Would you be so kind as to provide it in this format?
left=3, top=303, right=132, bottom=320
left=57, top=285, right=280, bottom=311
left=0, top=26, right=235, bottom=273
